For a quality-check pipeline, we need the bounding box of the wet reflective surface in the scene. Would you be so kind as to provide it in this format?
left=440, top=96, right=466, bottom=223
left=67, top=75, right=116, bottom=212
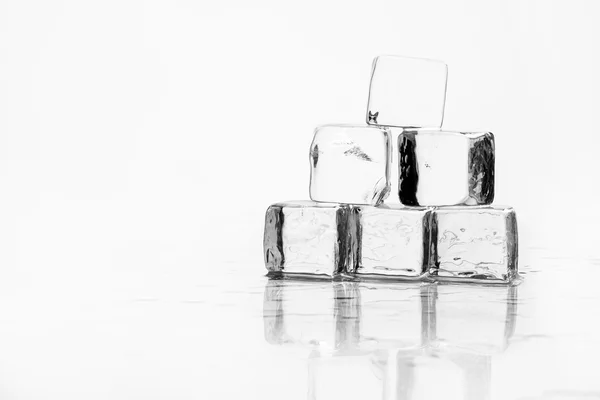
left=1, top=244, right=599, bottom=399
left=259, top=251, right=600, bottom=399
left=263, top=279, right=517, bottom=399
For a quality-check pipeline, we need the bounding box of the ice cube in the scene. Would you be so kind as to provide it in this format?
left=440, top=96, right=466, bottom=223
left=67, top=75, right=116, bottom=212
left=309, top=125, right=391, bottom=206
left=432, top=206, right=518, bottom=282
left=263, top=201, right=354, bottom=277
left=351, top=205, right=435, bottom=279
left=398, top=130, right=495, bottom=206
left=366, top=55, right=448, bottom=128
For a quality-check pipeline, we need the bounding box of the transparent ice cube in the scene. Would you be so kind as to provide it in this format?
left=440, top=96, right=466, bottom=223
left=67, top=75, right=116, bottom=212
left=309, top=125, right=391, bottom=206
left=351, top=205, right=434, bottom=279
left=432, top=206, right=518, bottom=282
left=366, top=55, right=448, bottom=128
left=263, top=201, right=353, bottom=277
left=398, top=130, right=495, bottom=206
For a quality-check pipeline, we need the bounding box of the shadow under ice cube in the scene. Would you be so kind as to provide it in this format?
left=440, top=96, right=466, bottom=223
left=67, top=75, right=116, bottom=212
left=432, top=206, right=518, bottom=282
left=263, top=201, right=353, bottom=277
left=309, top=125, right=391, bottom=206
left=398, top=130, right=495, bottom=206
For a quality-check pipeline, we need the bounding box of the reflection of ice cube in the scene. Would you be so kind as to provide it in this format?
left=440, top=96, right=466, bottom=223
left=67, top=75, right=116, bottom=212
left=402, top=351, right=491, bottom=400
left=263, top=280, right=336, bottom=347
left=262, top=280, right=426, bottom=352
left=366, top=55, right=448, bottom=128
left=263, top=201, right=353, bottom=277
left=309, top=125, right=391, bottom=205
left=263, top=279, right=518, bottom=399
left=308, top=350, right=389, bottom=400
left=358, top=283, right=427, bottom=351
left=263, top=279, right=517, bottom=355
left=433, top=206, right=518, bottom=282
left=398, top=130, right=494, bottom=206
left=431, top=284, right=518, bottom=354
left=262, top=280, right=360, bottom=350
left=352, top=205, right=434, bottom=279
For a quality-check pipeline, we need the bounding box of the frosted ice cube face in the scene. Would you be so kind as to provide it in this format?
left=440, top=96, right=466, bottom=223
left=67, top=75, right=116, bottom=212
left=309, top=125, right=391, bottom=206
left=398, top=130, right=495, bottom=206
left=366, top=55, right=448, bottom=128
left=351, top=205, right=434, bottom=279
left=263, top=201, right=353, bottom=277
left=433, top=206, right=518, bottom=282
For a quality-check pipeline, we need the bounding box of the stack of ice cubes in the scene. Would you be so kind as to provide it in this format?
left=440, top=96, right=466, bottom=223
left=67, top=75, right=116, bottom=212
left=263, top=55, right=518, bottom=283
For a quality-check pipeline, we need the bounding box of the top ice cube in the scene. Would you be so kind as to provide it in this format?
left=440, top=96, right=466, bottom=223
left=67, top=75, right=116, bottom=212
left=366, top=55, right=448, bottom=128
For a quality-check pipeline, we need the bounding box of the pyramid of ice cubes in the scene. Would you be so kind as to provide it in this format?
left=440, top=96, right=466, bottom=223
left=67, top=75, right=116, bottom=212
left=263, top=55, right=518, bottom=283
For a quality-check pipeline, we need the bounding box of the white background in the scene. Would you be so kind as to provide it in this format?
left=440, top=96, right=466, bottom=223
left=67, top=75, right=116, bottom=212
left=1, top=1, right=600, bottom=398
left=2, top=0, right=600, bottom=267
